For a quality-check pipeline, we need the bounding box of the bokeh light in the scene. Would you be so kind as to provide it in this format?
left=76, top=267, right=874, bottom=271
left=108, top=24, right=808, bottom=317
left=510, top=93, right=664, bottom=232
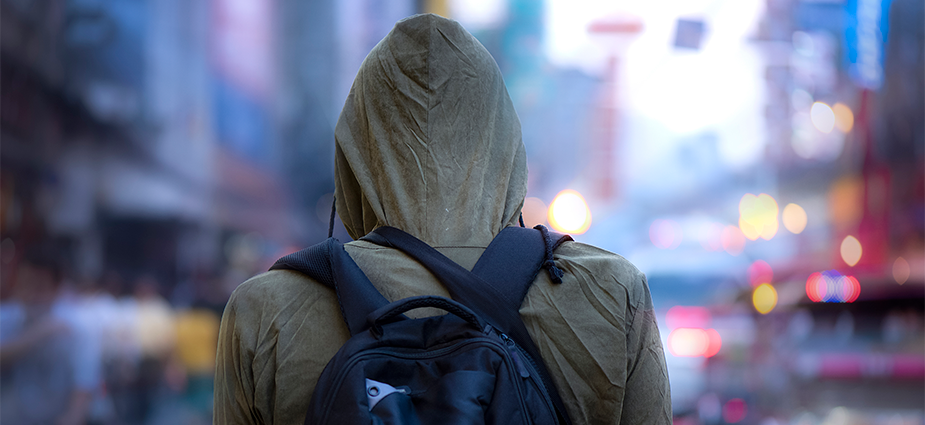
left=704, top=328, right=722, bottom=358
left=721, top=225, right=746, bottom=256
left=806, top=271, right=861, bottom=303
left=748, top=260, right=773, bottom=287
left=781, top=203, right=807, bottom=234
left=753, top=283, right=778, bottom=314
left=841, top=276, right=861, bottom=303
left=649, top=219, right=683, bottom=249
left=739, top=193, right=779, bottom=241
left=723, top=398, right=748, bottom=423
left=667, top=328, right=710, bottom=357
left=840, top=235, right=862, bottom=266
left=810, top=102, right=835, bottom=133
left=805, top=272, right=824, bottom=302
left=521, top=196, right=548, bottom=227
left=666, top=306, right=711, bottom=329
left=893, top=257, right=910, bottom=285
left=832, top=103, right=854, bottom=133
left=547, top=189, right=592, bottom=234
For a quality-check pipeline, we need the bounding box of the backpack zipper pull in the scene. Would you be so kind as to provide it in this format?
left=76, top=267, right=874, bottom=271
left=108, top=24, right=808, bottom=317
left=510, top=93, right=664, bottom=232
left=500, top=333, right=530, bottom=378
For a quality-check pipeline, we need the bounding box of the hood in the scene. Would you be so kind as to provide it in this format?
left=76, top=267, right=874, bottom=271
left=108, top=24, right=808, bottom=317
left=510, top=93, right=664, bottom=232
left=334, top=14, right=527, bottom=247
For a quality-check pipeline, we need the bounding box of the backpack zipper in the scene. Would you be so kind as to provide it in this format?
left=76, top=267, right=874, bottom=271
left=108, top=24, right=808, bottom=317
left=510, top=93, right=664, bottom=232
left=317, top=336, right=531, bottom=424
left=497, top=331, right=560, bottom=424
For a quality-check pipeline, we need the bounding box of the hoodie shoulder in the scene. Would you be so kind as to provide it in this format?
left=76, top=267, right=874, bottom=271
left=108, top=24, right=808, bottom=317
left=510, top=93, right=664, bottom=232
left=557, top=241, right=648, bottom=292
left=229, top=269, right=334, bottom=309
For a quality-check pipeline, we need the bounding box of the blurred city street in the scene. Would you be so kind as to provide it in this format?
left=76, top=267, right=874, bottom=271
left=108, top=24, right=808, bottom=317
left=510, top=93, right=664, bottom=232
left=1, top=0, right=922, bottom=424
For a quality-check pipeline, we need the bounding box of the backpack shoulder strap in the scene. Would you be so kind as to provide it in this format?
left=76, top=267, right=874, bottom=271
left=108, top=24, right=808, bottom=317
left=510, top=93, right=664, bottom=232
left=361, top=226, right=573, bottom=425
left=269, top=238, right=391, bottom=336
left=471, top=225, right=572, bottom=309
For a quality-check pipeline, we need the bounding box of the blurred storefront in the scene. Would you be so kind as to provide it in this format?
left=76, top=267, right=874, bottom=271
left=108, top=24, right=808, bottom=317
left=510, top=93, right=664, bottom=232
left=626, top=0, right=924, bottom=422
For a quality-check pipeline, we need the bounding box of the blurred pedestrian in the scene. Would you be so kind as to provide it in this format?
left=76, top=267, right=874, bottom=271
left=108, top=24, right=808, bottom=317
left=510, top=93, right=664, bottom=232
left=128, top=274, right=177, bottom=424
left=0, top=246, right=103, bottom=425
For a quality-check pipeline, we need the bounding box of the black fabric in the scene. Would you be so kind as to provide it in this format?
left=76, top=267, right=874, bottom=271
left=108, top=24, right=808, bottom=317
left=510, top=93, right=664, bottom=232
left=366, top=295, right=485, bottom=338
left=270, top=239, right=393, bottom=336
left=328, top=197, right=337, bottom=238
left=273, top=226, right=573, bottom=424
left=360, top=226, right=572, bottom=425
left=533, top=225, right=570, bottom=284
left=304, top=307, right=547, bottom=425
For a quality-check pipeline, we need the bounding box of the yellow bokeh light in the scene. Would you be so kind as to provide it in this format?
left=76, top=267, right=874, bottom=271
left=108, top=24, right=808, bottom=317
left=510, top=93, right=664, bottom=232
left=893, top=257, right=910, bottom=285
left=840, top=235, right=862, bottom=266
left=829, top=176, right=864, bottom=230
left=739, top=193, right=779, bottom=241
left=548, top=190, right=591, bottom=234
left=832, top=103, right=854, bottom=133
left=752, top=283, right=778, bottom=314
left=782, top=203, right=807, bottom=234
left=811, top=102, right=835, bottom=133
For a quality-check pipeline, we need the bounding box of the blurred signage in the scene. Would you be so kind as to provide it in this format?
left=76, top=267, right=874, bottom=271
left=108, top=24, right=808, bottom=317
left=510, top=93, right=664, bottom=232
left=796, top=352, right=925, bottom=379
left=673, top=19, right=705, bottom=50
left=212, top=78, right=270, bottom=162
left=844, top=0, right=893, bottom=89
left=210, top=0, right=275, bottom=99
left=209, top=0, right=274, bottom=162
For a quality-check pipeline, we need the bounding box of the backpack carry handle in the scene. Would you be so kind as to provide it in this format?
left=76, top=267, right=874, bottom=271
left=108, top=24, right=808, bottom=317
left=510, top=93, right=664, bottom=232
left=368, top=296, right=484, bottom=338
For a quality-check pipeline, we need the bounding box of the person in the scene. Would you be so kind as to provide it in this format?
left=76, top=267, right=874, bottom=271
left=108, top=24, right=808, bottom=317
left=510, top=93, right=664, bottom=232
left=0, top=247, right=103, bottom=425
left=214, top=13, right=671, bottom=425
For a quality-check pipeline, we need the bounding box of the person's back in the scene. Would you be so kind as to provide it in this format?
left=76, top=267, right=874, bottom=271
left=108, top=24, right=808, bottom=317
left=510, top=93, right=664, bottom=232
left=214, top=13, right=671, bottom=425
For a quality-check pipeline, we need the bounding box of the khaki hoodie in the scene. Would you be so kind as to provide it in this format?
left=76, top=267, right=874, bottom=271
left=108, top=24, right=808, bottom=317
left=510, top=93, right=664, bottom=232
left=214, top=14, right=671, bottom=425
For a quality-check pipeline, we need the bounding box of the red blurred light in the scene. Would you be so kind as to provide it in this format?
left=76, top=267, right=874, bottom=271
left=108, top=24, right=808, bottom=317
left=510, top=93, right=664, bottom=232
left=704, top=328, right=722, bottom=358
left=748, top=260, right=773, bottom=287
left=806, top=271, right=860, bottom=303
left=666, top=306, right=711, bottom=329
left=722, top=398, right=747, bottom=423
left=806, top=272, right=824, bottom=302
left=843, top=275, right=860, bottom=302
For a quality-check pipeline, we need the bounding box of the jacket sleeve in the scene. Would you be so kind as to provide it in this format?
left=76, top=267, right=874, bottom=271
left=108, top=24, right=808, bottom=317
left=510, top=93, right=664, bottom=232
left=620, top=274, right=672, bottom=424
left=214, top=287, right=259, bottom=425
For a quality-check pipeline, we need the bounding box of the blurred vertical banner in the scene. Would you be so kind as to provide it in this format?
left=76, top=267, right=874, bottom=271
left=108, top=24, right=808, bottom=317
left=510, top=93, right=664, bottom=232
left=210, top=0, right=275, bottom=163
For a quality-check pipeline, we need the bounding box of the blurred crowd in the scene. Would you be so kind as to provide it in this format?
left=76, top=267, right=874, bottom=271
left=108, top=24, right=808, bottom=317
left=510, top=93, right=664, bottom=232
left=1, top=244, right=225, bottom=425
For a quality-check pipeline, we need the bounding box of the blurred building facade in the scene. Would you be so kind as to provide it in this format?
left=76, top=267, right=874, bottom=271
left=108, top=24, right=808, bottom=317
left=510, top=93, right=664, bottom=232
left=654, top=0, right=925, bottom=422
left=0, top=0, right=419, bottom=297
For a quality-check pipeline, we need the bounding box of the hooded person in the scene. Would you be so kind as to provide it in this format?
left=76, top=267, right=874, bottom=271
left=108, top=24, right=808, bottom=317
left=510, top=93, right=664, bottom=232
left=214, top=13, right=671, bottom=425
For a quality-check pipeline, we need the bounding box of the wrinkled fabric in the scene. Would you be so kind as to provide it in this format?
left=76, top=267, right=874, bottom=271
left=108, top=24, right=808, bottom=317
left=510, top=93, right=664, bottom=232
left=333, top=13, right=526, bottom=248
left=214, top=13, right=670, bottom=425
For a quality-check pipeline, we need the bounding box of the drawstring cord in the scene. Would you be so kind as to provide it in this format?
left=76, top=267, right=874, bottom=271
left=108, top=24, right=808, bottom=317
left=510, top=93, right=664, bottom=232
left=328, top=196, right=336, bottom=238
left=534, top=224, right=565, bottom=284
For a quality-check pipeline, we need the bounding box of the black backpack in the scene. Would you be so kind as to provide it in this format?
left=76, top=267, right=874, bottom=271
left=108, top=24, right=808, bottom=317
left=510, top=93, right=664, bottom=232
left=270, top=225, right=573, bottom=425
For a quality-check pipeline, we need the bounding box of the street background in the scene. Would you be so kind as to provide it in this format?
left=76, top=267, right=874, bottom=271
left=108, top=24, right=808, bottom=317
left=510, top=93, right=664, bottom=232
left=1, top=0, right=922, bottom=424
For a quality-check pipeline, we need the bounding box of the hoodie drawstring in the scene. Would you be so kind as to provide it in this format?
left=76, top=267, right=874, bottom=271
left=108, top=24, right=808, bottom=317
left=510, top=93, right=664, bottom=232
left=328, top=197, right=337, bottom=238
left=534, top=224, right=565, bottom=284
